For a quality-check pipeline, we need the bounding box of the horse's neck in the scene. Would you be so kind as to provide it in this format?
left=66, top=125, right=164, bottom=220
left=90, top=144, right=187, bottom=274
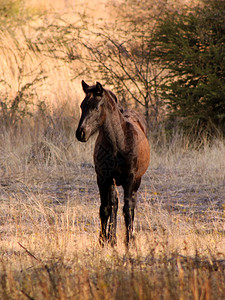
left=101, top=97, right=126, bottom=154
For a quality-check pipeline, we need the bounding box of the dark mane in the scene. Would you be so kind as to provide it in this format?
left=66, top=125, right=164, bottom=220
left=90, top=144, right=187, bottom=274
left=106, top=89, right=118, bottom=103
left=105, top=89, right=147, bottom=134
left=105, top=89, right=124, bottom=113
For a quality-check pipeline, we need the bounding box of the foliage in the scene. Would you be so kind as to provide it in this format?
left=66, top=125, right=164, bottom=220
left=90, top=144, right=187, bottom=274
left=1, top=0, right=225, bottom=137
left=22, top=5, right=165, bottom=130
left=0, top=0, right=39, bottom=26
left=0, top=1, right=51, bottom=127
left=74, top=1, right=172, bottom=130
left=0, top=27, right=48, bottom=127
left=0, top=0, right=22, bottom=21
left=80, top=29, right=165, bottom=130
left=152, top=0, right=225, bottom=134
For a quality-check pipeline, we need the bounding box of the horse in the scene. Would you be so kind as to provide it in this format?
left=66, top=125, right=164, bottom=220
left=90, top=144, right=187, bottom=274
left=76, top=80, right=150, bottom=246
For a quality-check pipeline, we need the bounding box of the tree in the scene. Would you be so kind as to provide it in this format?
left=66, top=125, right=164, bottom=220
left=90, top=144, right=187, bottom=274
left=81, top=29, right=165, bottom=130
left=78, top=0, right=172, bottom=130
left=152, top=0, right=225, bottom=134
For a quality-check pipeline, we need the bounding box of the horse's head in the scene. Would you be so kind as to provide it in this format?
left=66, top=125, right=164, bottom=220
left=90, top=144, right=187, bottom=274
left=76, top=80, right=106, bottom=142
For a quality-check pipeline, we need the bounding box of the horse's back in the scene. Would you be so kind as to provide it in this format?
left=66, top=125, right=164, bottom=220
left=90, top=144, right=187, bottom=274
left=122, top=109, right=147, bottom=135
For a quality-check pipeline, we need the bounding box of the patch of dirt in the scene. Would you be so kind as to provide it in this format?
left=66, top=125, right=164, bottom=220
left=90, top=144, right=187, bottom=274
left=0, top=163, right=224, bottom=223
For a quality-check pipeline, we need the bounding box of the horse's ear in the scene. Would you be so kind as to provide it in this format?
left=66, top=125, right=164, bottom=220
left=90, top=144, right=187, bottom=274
left=82, top=80, right=89, bottom=93
left=96, top=82, right=103, bottom=95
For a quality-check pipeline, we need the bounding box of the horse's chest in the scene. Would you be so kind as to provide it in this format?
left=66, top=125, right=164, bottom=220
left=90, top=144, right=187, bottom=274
left=94, top=146, right=128, bottom=183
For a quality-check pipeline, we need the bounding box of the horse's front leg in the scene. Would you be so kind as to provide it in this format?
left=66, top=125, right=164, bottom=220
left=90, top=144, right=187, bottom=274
left=123, top=178, right=141, bottom=246
left=98, top=178, right=118, bottom=246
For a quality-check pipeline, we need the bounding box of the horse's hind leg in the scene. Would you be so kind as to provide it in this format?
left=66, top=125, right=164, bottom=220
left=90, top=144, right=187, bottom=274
left=123, top=191, right=136, bottom=246
left=123, top=178, right=141, bottom=246
left=108, top=181, right=118, bottom=246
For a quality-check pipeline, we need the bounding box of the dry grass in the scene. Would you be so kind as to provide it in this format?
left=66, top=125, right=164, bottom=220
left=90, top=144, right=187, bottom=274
left=0, top=122, right=225, bottom=299
left=0, top=0, right=225, bottom=299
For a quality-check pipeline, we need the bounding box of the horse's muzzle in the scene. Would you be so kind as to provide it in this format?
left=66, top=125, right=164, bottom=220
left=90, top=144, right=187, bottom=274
left=76, top=128, right=87, bottom=142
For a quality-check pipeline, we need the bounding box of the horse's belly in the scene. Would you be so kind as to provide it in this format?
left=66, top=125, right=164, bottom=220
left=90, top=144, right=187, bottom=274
left=135, top=135, right=150, bottom=178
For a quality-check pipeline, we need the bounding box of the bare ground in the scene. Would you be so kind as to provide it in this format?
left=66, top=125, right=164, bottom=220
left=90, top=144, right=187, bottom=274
left=1, top=161, right=224, bottom=233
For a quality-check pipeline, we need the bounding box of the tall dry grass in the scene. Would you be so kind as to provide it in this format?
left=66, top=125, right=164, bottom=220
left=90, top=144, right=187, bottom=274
left=0, top=0, right=225, bottom=299
left=0, top=141, right=225, bottom=299
left=0, top=115, right=225, bottom=298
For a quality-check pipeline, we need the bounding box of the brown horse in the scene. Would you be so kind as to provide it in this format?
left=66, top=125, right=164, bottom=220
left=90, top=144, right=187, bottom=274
left=76, top=81, right=150, bottom=246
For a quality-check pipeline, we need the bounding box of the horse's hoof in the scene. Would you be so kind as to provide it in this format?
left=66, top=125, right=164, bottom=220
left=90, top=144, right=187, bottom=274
left=110, top=239, right=117, bottom=247
left=99, top=236, right=106, bottom=247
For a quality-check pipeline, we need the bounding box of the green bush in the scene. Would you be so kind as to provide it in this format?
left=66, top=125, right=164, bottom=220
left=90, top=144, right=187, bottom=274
left=152, top=0, right=225, bottom=135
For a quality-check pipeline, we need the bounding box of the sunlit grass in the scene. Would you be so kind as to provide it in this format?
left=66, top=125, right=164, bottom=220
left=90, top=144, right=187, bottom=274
left=0, top=123, right=224, bottom=298
left=1, top=176, right=225, bottom=298
left=0, top=118, right=225, bottom=299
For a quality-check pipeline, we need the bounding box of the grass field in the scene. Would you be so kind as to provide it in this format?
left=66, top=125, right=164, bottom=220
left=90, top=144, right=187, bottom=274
left=0, top=123, right=225, bottom=299
left=0, top=0, right=225, bottom=299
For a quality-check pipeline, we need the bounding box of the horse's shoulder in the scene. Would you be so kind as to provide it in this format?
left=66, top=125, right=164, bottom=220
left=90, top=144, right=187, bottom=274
left=122, top=109, right=147, bottom=135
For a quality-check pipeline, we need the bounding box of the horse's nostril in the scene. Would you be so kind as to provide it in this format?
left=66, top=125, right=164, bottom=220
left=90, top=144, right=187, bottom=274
left=76, top=128, right=86, bottom=142
left=81, top=130, right=85, bottom=140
